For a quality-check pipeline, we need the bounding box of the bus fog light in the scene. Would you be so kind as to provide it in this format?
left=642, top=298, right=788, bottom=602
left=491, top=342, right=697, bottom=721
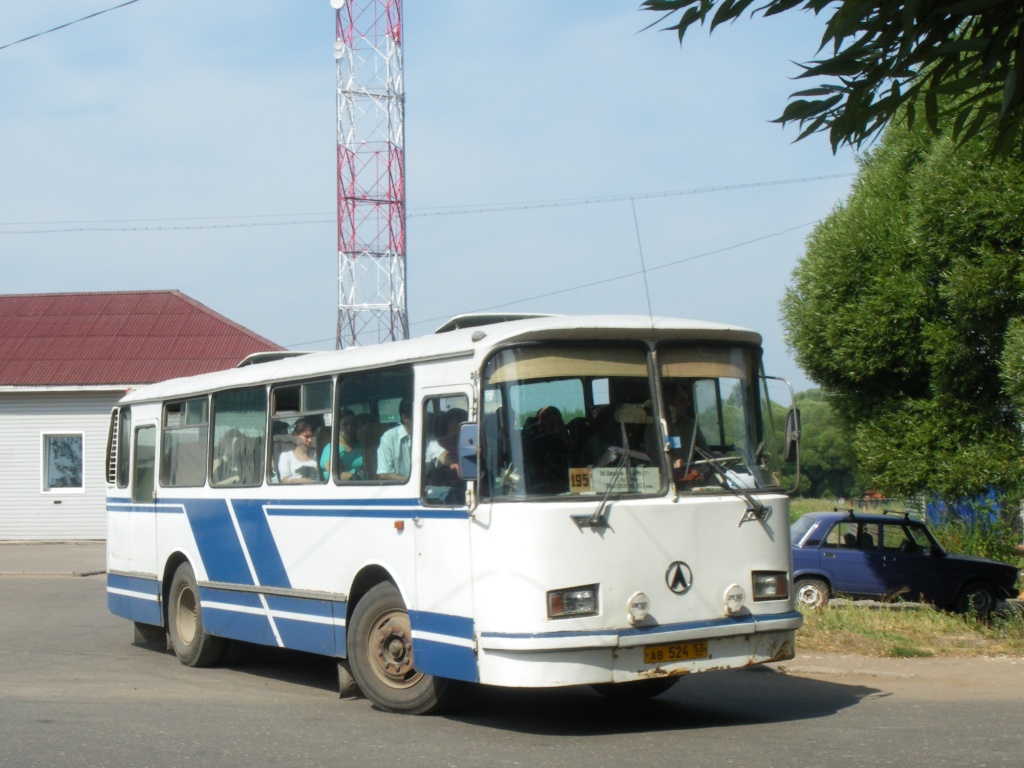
left=547, top=585, right=599, bottom=619
left=752, top=571, right=789, bottom=602
left=626, top=591, right=650, bottom=625
left=724, top=584, right=746, bottom=615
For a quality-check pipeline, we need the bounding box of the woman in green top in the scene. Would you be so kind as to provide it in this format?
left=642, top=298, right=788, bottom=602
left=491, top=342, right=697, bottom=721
left=321, top=409, right=365, bottom=481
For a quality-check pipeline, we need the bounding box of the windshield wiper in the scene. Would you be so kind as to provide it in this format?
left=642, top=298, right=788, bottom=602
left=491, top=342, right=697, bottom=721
left=575, top=414, right=646, bottom=529
left=575, top=453, right=628, bottom=529
left=692, top=446, right=771, bottom=526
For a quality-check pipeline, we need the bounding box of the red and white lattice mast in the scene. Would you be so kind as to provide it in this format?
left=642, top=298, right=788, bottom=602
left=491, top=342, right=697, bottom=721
left=331, top=0, right=407, bottom=348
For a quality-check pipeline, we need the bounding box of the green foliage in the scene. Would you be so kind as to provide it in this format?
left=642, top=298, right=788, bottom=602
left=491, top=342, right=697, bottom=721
left=782, top=110, right=1024, bottom=503
left=930, top=513, right=1024, bottom=568
left=642, top=0, right=1024, bottom=155
left=787, top=389, right=861, bottom=498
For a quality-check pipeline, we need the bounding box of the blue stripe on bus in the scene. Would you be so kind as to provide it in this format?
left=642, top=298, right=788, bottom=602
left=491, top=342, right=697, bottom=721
left=266, top=592, right=343, bottom=655
left=110, top=496, right=465, bottom=594
left=230, top=498, right=291, bottom=589
left=203, top=603, right=280, bottom=647
left=107, top=573, right=163, bottom=626
left=410, top=610, right=474, bottom=640
left=182, top=499, right=258, bottom=586
left=479, top=611, right=803, bottom=643
left=109, top=497, right=469, bottom=521
left=412, top=638, right=479, bottom=683
left=409, top=610, right=478, bottom=683
left=198, top=585, right=346, bottom=657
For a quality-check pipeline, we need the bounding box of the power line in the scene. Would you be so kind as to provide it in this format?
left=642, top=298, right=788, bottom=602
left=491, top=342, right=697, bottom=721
left=0, top=173, right=852, bottom=234
left=0, top=1, right=143, bottom=54
left=408, top=220, right=819, bottom=329
left=283, top=218, right=820, bottom=347
left=411, top=174, right=853, bottom=218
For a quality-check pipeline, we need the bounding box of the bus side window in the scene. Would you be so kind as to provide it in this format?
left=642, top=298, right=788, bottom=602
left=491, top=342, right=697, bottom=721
left=161, top=398, right=209, bottom=488
left=422, top=395, right=469, bottom=505
left=336, top=366, right=414, bottom=483
left=211, top=387, right=268, bottom=487
left=269, top=380, right=332, bottom=485
left=132, top=425, right=156, bottom=503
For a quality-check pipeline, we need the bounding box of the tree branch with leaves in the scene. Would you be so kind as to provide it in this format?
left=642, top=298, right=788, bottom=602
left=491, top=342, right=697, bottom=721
left=642, top=0, right=1024, bottom=155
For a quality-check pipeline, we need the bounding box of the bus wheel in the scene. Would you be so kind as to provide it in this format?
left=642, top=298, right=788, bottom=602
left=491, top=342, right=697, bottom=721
left=591, top=677, right=677, bottom=701
left=347, top=582, right=450, bottom=714
left=167, top=562, right=226, bottom=667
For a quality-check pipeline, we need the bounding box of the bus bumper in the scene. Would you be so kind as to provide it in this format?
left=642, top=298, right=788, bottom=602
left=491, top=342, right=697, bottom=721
left=475, top=610, right=802, bottom=687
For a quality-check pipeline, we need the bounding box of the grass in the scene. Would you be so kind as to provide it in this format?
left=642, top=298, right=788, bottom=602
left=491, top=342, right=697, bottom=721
left=789, top=497, right=1024, bottom=657
left=788, top=496, right=910, bottom=520
left=796, top=602, right=1024, bottom=658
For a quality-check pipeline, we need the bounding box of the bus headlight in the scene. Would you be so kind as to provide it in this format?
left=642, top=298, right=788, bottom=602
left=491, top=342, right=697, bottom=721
left=547, top=585, right=599, bottom=619
left=752, top=571, right=789, bottom=601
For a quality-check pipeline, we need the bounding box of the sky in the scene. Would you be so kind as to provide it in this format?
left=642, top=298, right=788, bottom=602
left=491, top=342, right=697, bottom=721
left=0, top=1, right=859, bottom=392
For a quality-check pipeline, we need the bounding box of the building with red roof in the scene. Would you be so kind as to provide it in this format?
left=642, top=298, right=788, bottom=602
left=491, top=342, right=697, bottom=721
left=0, top=291, right=284, bottom=540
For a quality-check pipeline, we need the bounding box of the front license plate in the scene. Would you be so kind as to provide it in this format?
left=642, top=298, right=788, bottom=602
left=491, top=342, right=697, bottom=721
left=643, top=640, right=708, bottom=664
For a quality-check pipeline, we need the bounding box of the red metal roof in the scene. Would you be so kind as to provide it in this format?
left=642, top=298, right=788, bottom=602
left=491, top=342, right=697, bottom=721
left=0, top=291, right=285, bottom=387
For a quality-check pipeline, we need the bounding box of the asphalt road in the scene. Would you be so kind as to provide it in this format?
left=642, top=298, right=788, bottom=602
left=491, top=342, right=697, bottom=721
left=1, top=566, right=1022, bottom=768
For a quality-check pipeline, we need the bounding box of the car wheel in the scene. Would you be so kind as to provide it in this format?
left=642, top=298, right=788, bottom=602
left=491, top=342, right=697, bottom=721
left=347, top=581, right=451, bottom=714
left=167, top=562, right=226, bottom=667
left=795, top=577, right=830, bottom=610
left=955, top=580, right=995, bottom=618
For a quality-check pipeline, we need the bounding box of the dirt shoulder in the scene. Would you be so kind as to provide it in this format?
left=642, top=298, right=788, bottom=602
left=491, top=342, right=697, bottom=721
left=775, top=651, right=1024, bottom=700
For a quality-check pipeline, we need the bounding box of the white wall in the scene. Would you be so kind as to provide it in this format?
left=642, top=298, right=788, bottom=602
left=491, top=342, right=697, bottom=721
left=0, top=390, right=122, bottom=540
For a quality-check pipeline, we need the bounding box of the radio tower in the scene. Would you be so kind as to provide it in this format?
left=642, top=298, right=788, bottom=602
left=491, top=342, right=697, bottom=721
left=331, top=0, right=408, bottom=348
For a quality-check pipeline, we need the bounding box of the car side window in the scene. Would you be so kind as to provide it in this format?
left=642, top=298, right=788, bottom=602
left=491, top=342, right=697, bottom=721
left=822, top=521, right=879, bottom=550
left=822, top=522, right=859, bottom=549
left=881, top=523, right=910, bottom=551
left=856, top=523, right=878, bottom=551
left=906, top=524, right=934, bottom=555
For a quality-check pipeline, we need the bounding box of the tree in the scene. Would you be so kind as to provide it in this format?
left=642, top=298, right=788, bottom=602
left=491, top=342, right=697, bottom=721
left=641, top=1, right=1024, bottom=155
left=789, top=389, right=861, bottom=499
left=781, top=110, right=1024, bottom=503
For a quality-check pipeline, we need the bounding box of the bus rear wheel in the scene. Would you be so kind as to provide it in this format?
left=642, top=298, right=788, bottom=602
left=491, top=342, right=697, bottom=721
left=347, top=582, right=450, bottom=714
left=167, top=562, right=226, bottom=667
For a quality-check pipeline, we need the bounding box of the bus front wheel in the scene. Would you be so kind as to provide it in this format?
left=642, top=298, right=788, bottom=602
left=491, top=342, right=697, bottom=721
left=167, top=562, right=226, bottom=667
left=347, top=581, right=450, bottom=714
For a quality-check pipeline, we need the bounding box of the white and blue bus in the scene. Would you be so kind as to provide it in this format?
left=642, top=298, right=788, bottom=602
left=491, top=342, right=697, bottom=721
left=105, top=314, right=802, bottom=713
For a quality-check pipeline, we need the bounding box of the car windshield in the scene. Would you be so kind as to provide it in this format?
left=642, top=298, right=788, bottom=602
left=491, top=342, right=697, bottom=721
left=790, top=515, right=817, bottom=545
left=479, top=343, right=663, bottom=499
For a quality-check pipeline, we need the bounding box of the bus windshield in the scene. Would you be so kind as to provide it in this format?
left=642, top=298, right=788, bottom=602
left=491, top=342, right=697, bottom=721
left=658, top=343, right=775, bottom=493
left=480, top=343, right=663, bottom=499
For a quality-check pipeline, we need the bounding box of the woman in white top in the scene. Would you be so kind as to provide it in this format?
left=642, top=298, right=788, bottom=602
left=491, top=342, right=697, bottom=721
left=278, top=419, right=322, bottom=483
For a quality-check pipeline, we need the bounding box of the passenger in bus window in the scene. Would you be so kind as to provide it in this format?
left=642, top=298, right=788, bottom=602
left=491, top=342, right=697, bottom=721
left=426, top=407, right=468, bottom=477
left=525, top=405, right=571, bottom=494
left=377, top=398, right=412, bottom=480
left=278, top=419, right=322, bottom=483
left=581, top=404, right=620, bottom=466
left=664, top=380, right=709, bottom=472
left=322, top=409, right=365, bottom=481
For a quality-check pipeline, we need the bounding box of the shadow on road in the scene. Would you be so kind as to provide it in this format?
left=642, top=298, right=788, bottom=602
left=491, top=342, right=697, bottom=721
left=185, top=641, right=880, bottom=732
left=436, top=667, right=882, bottom=734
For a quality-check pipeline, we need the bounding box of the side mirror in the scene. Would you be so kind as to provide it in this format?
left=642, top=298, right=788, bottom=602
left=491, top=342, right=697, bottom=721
left=457, top=423, right=479, bottom=481
left=784, top=408, right=800, bottom=464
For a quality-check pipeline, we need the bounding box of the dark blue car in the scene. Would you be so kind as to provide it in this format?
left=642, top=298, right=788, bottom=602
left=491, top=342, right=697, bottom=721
left=791, top=511, right=1019, bottom=615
